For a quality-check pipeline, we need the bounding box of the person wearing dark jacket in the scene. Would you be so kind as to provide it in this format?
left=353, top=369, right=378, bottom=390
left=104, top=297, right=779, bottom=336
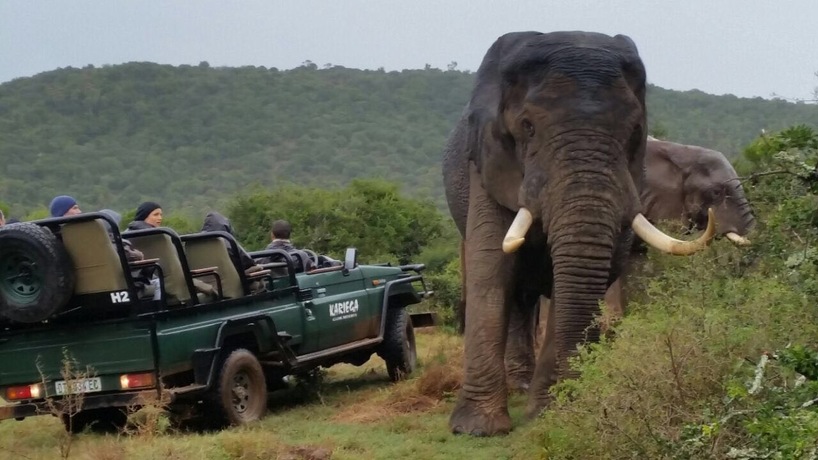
left=260, top=219, right=316, bottom=271
left=127, top=201, right=162, bottom=230
left=266, top=219, right=296, bottom=251
left=99, top=208, right=161, bottom=299
left=200, top=211, right=256, bottom=271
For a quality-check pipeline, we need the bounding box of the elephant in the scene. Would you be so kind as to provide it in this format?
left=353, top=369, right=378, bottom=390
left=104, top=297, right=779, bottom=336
left=642, top=136, right=754, bottom=244
left=442, top=31, right=715, bottom=436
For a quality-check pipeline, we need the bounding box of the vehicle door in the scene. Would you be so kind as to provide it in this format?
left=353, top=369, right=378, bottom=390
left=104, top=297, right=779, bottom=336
left=302, top=267, right=378, bottom=350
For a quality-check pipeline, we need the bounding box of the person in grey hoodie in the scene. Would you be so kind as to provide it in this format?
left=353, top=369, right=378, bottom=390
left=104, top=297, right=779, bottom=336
left=200, top=211, right=257, bottom=271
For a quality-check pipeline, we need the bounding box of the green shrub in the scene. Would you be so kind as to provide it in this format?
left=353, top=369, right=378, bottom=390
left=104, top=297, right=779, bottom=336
left=535, top=125, right=818, bottom=459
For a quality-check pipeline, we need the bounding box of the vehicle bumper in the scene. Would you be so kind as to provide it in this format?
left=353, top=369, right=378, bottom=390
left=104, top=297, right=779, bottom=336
left=0, top=389, right=163, bottom=421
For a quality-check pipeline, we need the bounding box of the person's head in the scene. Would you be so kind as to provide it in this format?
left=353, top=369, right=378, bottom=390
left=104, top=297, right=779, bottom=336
left=49, top=195, right=81, bottom=217
left=98, top=209, right=122, bottom=237
left=271, top=220, right=292, bottom=240
left=135, top=202, right=162, bottom=227
left=202, top=211, right=234, bottom=235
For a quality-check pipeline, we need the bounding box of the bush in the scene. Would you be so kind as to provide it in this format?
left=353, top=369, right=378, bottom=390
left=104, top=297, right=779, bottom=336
left=535, top=126, right=818, bottom=459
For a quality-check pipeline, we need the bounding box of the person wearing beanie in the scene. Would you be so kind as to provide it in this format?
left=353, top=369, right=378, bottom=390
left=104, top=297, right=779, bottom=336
left=49, top=195, right=81, bottom=217
left=127, top=201, right=163, bottom=230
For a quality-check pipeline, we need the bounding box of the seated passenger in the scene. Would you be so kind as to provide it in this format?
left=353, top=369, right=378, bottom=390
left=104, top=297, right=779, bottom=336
left=259, top=219, right=314, bottom=272
left=200, top=211, right=258, bottom=272
left=49, top=195, right=82, bottom=217
left=99, top=209, right=161, bottom=300
left=127, top=201, right=163, bottom=230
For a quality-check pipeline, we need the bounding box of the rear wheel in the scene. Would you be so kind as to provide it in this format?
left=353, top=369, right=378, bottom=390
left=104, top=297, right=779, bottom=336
left=378, top=307, right=417, bottom=382
left=208, top=349, right=267, bottom=426
left=0, top=223, right=74, bottom=323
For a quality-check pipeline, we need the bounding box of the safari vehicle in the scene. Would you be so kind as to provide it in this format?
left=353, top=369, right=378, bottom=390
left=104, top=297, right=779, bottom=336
left=0, top=212, right=432, bottom=431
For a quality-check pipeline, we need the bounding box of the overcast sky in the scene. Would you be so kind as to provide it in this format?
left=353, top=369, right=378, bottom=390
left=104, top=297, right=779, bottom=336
left=2, top=1, right=816, bottom=100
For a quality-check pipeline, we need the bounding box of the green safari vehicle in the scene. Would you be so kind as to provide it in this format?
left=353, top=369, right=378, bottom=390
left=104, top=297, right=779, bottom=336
left=0, top=212, right=432, bottom=431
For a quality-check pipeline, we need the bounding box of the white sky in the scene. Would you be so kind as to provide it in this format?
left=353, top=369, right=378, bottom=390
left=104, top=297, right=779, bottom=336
left=2, top=0, right=816, bottom=100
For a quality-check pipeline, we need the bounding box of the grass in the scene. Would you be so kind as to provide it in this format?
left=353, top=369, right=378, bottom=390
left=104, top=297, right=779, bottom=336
left=0, top=329, right=545, bottom=460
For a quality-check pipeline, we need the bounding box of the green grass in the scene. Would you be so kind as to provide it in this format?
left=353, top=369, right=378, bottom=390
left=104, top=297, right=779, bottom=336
left=0, top=330, right=544, bottom=460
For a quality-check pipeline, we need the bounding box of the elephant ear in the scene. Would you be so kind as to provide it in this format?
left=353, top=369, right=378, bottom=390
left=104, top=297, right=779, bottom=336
left=643, top=140, right=688, bottom=221
left=466, top=31, right=542, bottom=171
left=465, top=33, right=540, bottom=209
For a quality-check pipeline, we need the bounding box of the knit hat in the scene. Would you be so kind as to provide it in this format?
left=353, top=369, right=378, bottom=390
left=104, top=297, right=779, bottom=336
left=49, top=195, right=78, bottom=217
left=135, top=201, right=161, bottom=221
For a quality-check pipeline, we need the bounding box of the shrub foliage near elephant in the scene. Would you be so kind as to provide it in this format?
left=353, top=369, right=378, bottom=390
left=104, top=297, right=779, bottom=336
left=442, top=31, right=715, bottom=436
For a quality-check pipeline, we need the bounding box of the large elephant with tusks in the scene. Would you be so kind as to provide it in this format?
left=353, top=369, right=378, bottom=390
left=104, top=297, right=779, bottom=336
left=442, top=31, right=715, bottom=436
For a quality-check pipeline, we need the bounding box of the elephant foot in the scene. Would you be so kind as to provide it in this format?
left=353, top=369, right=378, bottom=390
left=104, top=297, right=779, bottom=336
left=449, top=396, right=512, bottom=437
left=524, top=394, right=554, bottom=420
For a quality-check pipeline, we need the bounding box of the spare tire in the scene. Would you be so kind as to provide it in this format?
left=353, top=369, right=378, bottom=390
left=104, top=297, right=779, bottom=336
left=0, top=223, right=75, bottom=323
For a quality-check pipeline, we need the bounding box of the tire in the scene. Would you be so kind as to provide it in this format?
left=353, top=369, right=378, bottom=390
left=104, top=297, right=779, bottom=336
left=61, top=407, right=128, bottom=434
left=208, top=349, right=267, bottom=426
left=377, top=307, right=417, bottom=382
left=0, top=223, right=75, bottom=323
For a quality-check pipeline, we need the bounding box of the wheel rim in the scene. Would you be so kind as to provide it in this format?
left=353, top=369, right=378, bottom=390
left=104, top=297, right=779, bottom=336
left=231, top=370, right=252, bottom=415
left=0, top=248, right=43, bottom=305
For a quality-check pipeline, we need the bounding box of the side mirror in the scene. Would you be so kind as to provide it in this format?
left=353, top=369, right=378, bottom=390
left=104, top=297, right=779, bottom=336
left=343, top=248, right=357, bottom=276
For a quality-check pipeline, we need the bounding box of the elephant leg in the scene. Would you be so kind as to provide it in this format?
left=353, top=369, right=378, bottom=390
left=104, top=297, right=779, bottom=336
left=533, top=296, right=549, bottom=361
left=450, top=165, right=515, bottom=437
left=457, top=239, right=467, bottom=335
left=527, top=293, right=557, bottom=416
left=505, top=296, right=535, bottom=392
left=600, top=277, right=624, bottom=334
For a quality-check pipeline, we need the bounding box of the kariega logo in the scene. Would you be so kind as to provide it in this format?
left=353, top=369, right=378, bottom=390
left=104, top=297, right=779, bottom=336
left=328, top=299, right=359, bottom=320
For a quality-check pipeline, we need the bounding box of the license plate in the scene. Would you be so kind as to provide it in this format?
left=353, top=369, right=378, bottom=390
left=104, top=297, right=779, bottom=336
left=54, top=377, right=102, bottom=396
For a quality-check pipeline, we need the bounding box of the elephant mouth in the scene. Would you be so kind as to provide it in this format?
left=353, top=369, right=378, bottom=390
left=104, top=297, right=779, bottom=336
left=502, top=207, right=717, bottom=256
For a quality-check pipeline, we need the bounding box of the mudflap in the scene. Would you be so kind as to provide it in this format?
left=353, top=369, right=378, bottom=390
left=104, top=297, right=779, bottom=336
left=409, top=311, right=438, bottom=329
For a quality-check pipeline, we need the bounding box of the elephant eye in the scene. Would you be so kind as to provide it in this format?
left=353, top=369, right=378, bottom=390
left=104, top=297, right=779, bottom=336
left=522, top=120, right=535, bottom=138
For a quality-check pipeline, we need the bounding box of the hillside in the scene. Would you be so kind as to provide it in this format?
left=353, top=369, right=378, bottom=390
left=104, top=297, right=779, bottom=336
left=1, top=62, right=817, bottom=216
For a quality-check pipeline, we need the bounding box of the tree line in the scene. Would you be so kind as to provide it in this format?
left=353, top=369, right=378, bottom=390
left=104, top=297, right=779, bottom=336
left=1, top=62, right=817, bottom=219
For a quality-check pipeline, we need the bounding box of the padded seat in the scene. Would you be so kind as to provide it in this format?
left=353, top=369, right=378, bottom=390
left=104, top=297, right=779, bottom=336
left=126, top=231, right=203, bottom=305
left=184, top=233, right=272, bottom=298
left=61, top=220, right=127, bottom=294
left=185, top=238, right=244, bottom=299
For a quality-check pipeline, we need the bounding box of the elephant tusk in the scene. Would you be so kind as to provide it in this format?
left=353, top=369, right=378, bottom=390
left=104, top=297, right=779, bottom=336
left=725, top=232, right=751, bottom=246
left=502, top=208, right=533, bottom=253
left=632, top=208, right=716, bottom=255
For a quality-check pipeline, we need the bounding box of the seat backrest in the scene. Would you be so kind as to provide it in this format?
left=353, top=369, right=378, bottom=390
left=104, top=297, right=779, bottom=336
left=185, top=237, right=244, bottom=299
left=61, top=220, right=127, bottom=294
left=127, top=232, right=193, bottom=305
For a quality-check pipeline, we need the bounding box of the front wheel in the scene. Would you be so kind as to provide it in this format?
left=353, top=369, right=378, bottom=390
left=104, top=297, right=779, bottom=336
left=377, top=307, right=417, bottom=382
left=209, top=349, right=267, bottom=426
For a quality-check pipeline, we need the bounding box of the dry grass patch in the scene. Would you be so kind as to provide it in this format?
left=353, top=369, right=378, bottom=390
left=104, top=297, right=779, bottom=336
left=331, top=328, right=463, bottom=424
left=277, top=444, right=333, bottom=460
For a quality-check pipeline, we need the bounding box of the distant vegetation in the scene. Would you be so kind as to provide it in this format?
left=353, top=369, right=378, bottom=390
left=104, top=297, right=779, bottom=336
left=1, top=62, right=817, bottom=218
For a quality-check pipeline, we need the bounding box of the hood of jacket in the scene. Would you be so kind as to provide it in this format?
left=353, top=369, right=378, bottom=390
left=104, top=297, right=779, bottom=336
left=201, top=211, right=234, bottom=234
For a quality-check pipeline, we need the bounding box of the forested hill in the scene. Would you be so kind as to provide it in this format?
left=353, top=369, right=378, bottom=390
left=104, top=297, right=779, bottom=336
left=1, top=62, right=817, bottom=216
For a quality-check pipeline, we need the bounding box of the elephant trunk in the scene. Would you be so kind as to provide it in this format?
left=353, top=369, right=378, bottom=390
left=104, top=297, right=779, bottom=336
left=547, top=200, right=617, bottom=377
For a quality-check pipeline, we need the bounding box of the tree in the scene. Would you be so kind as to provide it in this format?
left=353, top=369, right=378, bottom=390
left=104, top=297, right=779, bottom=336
left=227, top=180, right=444, bottom=263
